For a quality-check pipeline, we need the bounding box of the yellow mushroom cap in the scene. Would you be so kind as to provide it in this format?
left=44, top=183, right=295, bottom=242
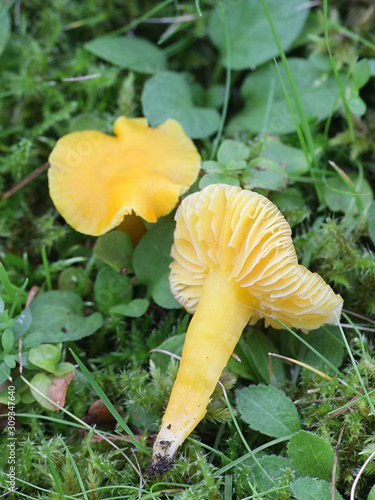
left=48, top=117, right=201, bottom=236
left=170, top=183, right=343, bottom=331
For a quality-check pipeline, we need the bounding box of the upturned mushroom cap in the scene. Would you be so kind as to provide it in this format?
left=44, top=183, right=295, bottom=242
left=170, top=183, right=343, bottom=331
left=48, top=117, right=201, bottom=236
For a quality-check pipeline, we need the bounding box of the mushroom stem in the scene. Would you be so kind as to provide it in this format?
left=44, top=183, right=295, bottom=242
left=149, top=267, right=253, bottom=474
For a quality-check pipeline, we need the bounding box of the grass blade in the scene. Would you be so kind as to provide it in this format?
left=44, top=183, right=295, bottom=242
left=210, top=1, right=232, bottom=160
left=70, top=349, right=151, bottom=456
left=323, top=0, right=355, bottom=143
left=260, top=0, right=323, bottom=203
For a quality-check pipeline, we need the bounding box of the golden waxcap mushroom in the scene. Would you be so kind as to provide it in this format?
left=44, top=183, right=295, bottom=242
left=150, top=183, right=343, bottom=474
left=48, top=117, right=201, bottom=236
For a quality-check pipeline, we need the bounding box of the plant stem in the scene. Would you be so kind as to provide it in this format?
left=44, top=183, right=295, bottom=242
left=150, top=267, right=252, bottom=473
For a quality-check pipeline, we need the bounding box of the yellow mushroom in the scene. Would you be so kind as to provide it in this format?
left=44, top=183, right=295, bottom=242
left=48, top=117, right=201, bottom=236
left=149, top=183, right=343, bottom=473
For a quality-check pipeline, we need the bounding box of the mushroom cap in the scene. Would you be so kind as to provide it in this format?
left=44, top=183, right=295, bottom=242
left=48, top=117, right=201, bottom=236
left=170, top=184, right=343, bottom=331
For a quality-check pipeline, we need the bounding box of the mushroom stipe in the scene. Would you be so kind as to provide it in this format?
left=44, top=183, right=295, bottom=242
left=149, top=183, right=343, bottom=473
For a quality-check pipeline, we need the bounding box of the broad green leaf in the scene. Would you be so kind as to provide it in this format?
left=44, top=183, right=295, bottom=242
left=229, top=58, right=341, bottom=135
left=217, top=140, right=250, bottom=164
left=22, top=331, right=45, bottom=349
left=228, top=329, right=284, bottom=384
left=152, top=272, right=180, bottom=309
left=248, top=455, right=292, bottom=496
left=368, top=59, right=375, bottom=76
left=348, top=96, right=366, bottom=116
left=84, top=36, right=166, bottom=74
left=141, top=71, right=220, bottom=139
left=270, top=188, right=309, bottom=228
left=291, top=478, right=344, bottom=500
left=368, top=201, right=375, bottom=246
left=70, top=113, right=104, bottom=132
left=0, top=362, right=10, bottom=384
left=225, top=159, right=247, bottom=171
left=133, top=215, right=180, bottom=309
left=208, top=0, right=309, bottom=70
left=150, top=333, right=186, bottom=372
left=57, top=267, right=90, bottom=294
left=2, top=328, right=14, bottom=354
left=353, top=59, right=370, bottom=90
left=0, top=11, right=10, bottom=58
left=29, top=291, right=103, bottom=343
left=242, top=158, right=289, bottom=191
left=54, top=362, right=76, bottom=377
left=288, top=430, right=336, bottom=481
left=368, top=484, right=375, bottom=500
left=110, top=298, right=150, bottom=318
left=302, top=326, right=344, bottom=374
left=260, top=137, right=308, bottom=177
left=30, top=371, right=75, bottom=411
left=0, top=297, right=4, bottom=314
left=93, top=231, right=134, bottom=273
left=94, top=266, right=133, bottom=316
left=322, top=174, right=373, bottom=214
left=28, top=344, right=61, bottom=373
left=3, top=354, right=16, bottom=369
left=199, top=172, right=240, bottom=189
left=11, top=308, right=32, bottom=340
left=236, top=384, right=301, bottom=438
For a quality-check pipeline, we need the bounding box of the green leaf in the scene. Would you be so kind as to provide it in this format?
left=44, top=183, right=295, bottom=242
left=93, top=231, right=134, bottom=273
left=0, top=11, right=11, bottom=58
left=28, top=344, right=61, bottom=373
left=290, top=478, right=344, bottom=500
left=22, top=331, right=45, bottom=349
left=0, top=362, right=10, bottom=384
left=54, top=362, right=76, bottom=377
left=12, top=309, right=32, bottom=340
left=208, top=0, right=309, bottom=70
left=29, top=291, right=103, bottom=343
left=368, top=484, right=375, bottom=500
left=141, top=71, right=220, bottom=139
left=302, top=326, right=344, bottom=374
left=70, top=113, right=104, bottom=132
left=229, top=58, right=341, bottom=135
left=322, top=175, right=373, bottom=214
left=3, top=354, right=17, bottom=369
left=236, top=384, right=301, bottom=438
left=30, top=371, right=75, bottom=411
left=133, top=215, right=180, bottom=309
left=260, top=137, right=308, bottom=177
left=151, top=273, right=180, bottom=309
left=151, top=333, right=186, bottom=372
left=353, top=59, right=370, bottom=90
left=84, top=36, right=166, bottom=74
left=368, top=59, right=375, bottom=76
left=243, top=158, right=289, bottom=191
left=94, top=266, right=133, bottom=316
left=368, top=201, right=375, bottom=246
left=348, top=96, right=367, bottom=116
left=2, top=328, right=14, bottom=354
left=288, top=431, right=336, bottom=481
left=248, top=455, right=292, bottom=495
left=110, top=298, right=150, bottom=318
left=199, top=173, right=240, bottom=189
left=228, top=329, right=284, bottom=384
left=270, top=188, right=309, bottom=228
left=0, top=297, right=4, bottom=315
left=217, top=140, right=250, bottom=164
